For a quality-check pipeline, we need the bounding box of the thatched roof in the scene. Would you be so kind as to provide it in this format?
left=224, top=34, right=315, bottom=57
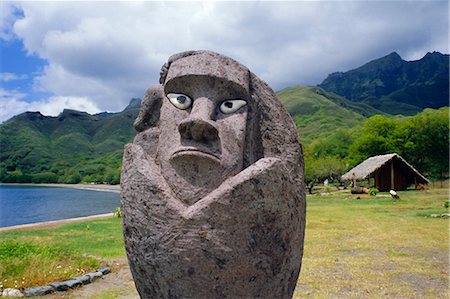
left=341, top=153, right=429, bottom=183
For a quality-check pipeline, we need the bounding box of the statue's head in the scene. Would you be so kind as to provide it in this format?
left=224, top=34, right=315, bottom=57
left=133, top=51, right=303, bottom=205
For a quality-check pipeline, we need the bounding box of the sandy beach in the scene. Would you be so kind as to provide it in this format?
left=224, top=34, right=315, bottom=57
left=2, top=183, right=121, bottom=192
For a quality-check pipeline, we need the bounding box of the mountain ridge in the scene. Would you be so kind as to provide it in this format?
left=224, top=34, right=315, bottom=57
left=318, top=51, right=449, bottom=115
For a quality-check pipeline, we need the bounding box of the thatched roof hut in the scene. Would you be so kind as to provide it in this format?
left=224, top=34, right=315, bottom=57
left=341, top=153, right=429, bottom=191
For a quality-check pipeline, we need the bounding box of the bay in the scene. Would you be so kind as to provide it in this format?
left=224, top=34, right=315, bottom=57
left=0, top=185, right=120, bottom=228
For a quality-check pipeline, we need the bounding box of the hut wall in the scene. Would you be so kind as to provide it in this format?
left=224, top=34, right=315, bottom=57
left=374, top=160, right=410, bottom=191
left=393, top=159, right=409, bottom=190
left=375, top=164, right=391, bottom=191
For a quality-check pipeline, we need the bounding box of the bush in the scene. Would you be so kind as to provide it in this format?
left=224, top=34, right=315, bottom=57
left=31, top=172, right=59, bottom=183
left=64, top=173, right=82, bottom=184
left=369, top=187, right=378, bottom=196
left=105, top=171, right=120, bottom=185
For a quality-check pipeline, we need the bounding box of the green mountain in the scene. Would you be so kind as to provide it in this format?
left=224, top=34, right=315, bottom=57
left=0, top=103, right=140, bottom=184
left=318, top=51, right=449, bottom=115
left=276, top=86, right=378, bottom=142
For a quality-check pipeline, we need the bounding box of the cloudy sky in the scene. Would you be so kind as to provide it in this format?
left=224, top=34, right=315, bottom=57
left=1, top=1, right=448, bottom=122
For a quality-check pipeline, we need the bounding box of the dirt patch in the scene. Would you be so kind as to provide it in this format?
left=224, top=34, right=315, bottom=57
left=41, top=257, right=139, bottom=299
left=393, top=273, right=448, bottom=298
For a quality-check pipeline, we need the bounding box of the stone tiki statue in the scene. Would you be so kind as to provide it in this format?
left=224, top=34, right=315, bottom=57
left=121, top=51, right=306, bottom=299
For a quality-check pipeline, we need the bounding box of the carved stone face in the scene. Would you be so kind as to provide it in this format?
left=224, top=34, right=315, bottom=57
left=122, top=51, right=306, bottom=299
left=156, top=71, right=249, bottom=204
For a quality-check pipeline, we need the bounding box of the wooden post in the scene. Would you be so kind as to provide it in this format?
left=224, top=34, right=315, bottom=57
left=391, top=160, right=395, bottom=190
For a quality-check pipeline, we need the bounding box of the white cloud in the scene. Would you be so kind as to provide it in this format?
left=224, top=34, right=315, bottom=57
left=0, top=87, right=101, bottom=123
left=30, top=96, right=101, bottom=117
left=0, top=2, right=20, bottom=41
left=0, top=72, right=27, bottom=81
left=1, top=1, right=448, bottom=122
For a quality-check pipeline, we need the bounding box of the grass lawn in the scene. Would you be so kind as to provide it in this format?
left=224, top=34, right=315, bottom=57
left=0, top=218, right=125, bottom=289
left=0, top=188, right=448, bottom=298
left=294, top=188, right=449, bottom=298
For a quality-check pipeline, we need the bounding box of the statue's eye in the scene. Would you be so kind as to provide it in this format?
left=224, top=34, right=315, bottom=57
left=167, top=93, right=192, bottom=110
left=219, top=100, right=247, bottom=114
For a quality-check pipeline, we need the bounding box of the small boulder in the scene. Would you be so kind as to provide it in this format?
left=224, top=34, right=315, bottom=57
left=74, top=274, right=91, bottom=285
left=351, top=186, right=368, bottom=194
left=50, top=281, right=69, bottom=292
left=50, top=279, right=82, bottom=291
left=23, top=286, right=53, bottom=297
left=64, top=279, right=82, bottom=289
left=2, top=288, right=24, bottom=297
left=98, top=267, right=111, bottom=275
left=87, top=271, right=103, bottom=282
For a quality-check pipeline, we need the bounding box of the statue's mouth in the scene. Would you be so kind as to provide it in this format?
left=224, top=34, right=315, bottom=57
left=171, top=148, right=221, bottom=164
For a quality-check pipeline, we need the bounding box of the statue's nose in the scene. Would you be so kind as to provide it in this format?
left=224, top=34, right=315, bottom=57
left=178, top=98, right=219, bottom=142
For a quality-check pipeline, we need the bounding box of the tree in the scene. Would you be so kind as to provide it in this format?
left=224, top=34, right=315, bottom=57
left=399, top=108, right=449, bottom=178
left=31, top=172, right=59, bottom=183
left=348, top=115, right=398, bottom=162
left=347, top=108, right=449, bottom=180
left=304, top=156, right=346, bottom=194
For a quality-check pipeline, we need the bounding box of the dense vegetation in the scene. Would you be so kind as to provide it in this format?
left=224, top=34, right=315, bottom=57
left=0, top=101, right=140, bottom=184
left=319, top=52, right=449, bottom=115
left=300, top=106, right=449, bottom=191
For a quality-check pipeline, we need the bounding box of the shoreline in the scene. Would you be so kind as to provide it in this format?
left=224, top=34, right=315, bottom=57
left=1, top=183, right=121, bottom=193
left=0, top=213, right=116, bottom=232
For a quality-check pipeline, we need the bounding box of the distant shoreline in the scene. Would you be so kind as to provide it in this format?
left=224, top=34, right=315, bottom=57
left=1, top=183, right=121, bottom=193
left=0, top=213, right=115, bottom=232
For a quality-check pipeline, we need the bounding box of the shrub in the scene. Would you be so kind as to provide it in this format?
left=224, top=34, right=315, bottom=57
left=369, top=187, right=378, bottom=196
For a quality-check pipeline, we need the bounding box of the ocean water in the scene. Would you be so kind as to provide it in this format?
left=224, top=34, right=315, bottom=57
left=0, top=185, right=120, bottom=228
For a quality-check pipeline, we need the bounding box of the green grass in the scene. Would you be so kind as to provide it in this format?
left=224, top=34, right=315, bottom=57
left=0, top=240, right=101, bottom=289
left=0, top=217, right=124, bottom=289
left=0, top=190, right=448, bottom=298
left=294, top=188, right=449, bottom=298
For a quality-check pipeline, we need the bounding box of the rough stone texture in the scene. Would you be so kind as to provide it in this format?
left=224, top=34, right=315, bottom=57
left=74, top=274, right=92, bottom=285
left=87, top=271, right=103, bottom=282
left=49, top=281, right=69, bottom=292
left=49, top=279, right=82, bottom=291
left=98, top=267, right=111, bottom=275
left=23, top=286, right=54, bottom=297
left=2, top=288, right=24, bottom=297
left=121, top=51, right=306, bottom=299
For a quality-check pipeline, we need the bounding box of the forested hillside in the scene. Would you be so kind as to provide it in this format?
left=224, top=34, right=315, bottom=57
left=0, top=103, right=140, bottom=184
left=277, top=86, right=383, bottom=143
